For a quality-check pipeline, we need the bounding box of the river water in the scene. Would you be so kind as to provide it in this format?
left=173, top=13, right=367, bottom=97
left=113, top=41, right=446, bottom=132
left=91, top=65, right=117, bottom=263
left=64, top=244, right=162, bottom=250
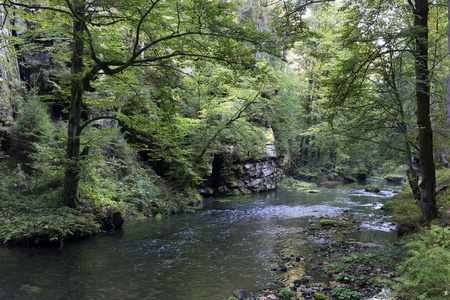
left=0, top=181, right=399, bottom=299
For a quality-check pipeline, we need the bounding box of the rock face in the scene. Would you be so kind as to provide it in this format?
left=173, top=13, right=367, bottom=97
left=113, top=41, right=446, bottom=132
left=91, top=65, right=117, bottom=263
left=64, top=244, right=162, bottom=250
left=203, top=128, right=287, bottom=196
left=0, top=7, right=23, bottom=126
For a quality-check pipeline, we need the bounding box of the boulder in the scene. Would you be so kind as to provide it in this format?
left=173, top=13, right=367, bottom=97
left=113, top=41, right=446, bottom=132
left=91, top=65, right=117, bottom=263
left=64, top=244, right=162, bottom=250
left=99, top=210, right=124, bottom=230
left=233, top=290, right=247, bottom=299
left=384, top=175, right=405, bottom=183
left=342, top=174, right=357, bottom=183
left=365, top=185, right=380, bottom=193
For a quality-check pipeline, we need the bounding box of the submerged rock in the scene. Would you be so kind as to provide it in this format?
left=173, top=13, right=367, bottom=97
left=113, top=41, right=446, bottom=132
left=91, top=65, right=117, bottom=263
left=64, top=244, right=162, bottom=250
left=99, top=210, right=124, bottom=230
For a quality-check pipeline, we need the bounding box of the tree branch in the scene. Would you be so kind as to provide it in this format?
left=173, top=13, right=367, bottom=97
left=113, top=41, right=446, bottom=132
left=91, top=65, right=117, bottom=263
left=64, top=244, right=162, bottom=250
left=132, top=0, right=159, bottom=56
left=4, top=0, right=71, bottom=15
left=281, top=0, right=335, bottom=18
left=80, top=115, right=121, bottom=132
left=194, top=93, right=260, bottom=164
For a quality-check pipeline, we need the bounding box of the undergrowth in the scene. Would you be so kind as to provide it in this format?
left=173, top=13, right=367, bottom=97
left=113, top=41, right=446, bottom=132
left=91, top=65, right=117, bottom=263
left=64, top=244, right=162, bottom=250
left=395, top=225, right=450, bottom=300
left=0, top=102, right=201, bottom=245
left=385, top=169, right=450, bottom=299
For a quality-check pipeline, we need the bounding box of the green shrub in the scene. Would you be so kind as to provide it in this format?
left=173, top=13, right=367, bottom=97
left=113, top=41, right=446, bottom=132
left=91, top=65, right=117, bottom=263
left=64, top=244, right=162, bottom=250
left=331, top=286, right=362, bottom=300
left=277, top=287, right=298, bottom=299
left=315, top=292, right=327, bottom=300
left=336, top=274, right=372, bottom=286
left=10, top=100, right=54, bottom=171
left=395, top=225, right=450, bottom=300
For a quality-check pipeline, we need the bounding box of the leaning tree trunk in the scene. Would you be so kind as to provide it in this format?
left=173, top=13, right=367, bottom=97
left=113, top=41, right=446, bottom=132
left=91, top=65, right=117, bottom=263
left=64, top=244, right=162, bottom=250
left=64, top=1, right=85, bottom=208
left=414, top=0, right=437, bottom=221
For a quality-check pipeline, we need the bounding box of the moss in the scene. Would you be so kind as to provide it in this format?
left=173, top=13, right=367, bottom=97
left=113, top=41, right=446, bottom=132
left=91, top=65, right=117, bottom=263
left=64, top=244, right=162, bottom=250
left=319, top=218, right=350, bottom=228
left=315, top=292, right=327, bottom=299
left=280, top=177, right=318, bottom=190
left=384, top=189, right=421, bottom=235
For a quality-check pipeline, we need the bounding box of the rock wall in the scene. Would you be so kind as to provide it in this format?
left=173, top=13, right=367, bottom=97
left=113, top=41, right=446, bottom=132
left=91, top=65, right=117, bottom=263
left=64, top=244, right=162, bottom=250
left=0, top=7, right=23, bottom=126
left=203, top=128, right=287, bottom=196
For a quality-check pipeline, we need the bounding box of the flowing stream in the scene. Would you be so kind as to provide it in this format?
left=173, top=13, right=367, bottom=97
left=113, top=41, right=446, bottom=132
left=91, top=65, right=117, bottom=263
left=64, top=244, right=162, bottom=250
left=0, top=181, right=399, bottom=299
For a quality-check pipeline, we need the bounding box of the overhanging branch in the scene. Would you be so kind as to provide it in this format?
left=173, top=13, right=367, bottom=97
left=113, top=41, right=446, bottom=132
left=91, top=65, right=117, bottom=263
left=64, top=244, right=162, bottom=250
left=80, top=116, right=121, bottom=132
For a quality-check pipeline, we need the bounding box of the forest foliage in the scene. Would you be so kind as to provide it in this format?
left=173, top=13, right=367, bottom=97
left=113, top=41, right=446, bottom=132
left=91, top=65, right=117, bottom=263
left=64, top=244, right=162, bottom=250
left=0, top=0, right=449, bottom=245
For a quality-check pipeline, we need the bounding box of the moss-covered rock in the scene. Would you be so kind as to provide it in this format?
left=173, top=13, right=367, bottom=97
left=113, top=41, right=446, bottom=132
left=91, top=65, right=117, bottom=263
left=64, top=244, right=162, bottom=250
left=343, top=174, right=357, bottom=183
left=315, top=292, right=327, bottom=300
left=365, top=185, right=380, bottom=193
left=384, top=175, right=405, bottom=183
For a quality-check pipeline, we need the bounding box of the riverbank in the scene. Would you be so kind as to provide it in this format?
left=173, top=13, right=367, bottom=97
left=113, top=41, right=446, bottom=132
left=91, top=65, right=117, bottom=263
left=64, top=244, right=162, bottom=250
left=0, top=154, right=201, bottom=246
left=0, top=181, right=402, bottom=299
left=251, top=214, right=402, bottom=300
left=247, top=169, right=450, bottom=300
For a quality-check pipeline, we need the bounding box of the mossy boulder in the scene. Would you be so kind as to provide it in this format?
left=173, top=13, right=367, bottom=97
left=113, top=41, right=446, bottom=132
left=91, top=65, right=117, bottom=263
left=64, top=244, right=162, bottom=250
left=342, top=174, right=357, bottom=183
left=365, top=185, right=380, bottom=193
left=351, top=169, right=368, bottom=181
left=384, top=175, right=405, bottom=183
left=315, top=292, right=327, bottom=300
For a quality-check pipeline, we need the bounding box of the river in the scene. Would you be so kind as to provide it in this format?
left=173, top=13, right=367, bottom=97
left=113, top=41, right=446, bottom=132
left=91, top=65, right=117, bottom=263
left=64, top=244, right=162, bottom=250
left=0, top=181, right=399, bottom=299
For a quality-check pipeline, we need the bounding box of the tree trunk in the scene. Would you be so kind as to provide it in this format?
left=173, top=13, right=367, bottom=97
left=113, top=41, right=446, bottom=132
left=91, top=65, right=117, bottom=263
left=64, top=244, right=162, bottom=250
left=447, top=0, right=450, bottom=124
left=64, top=0, right=85, bottom=208
left=447, top=0, right=450, bottom=127
left=414, top=0, right=437, bottom=221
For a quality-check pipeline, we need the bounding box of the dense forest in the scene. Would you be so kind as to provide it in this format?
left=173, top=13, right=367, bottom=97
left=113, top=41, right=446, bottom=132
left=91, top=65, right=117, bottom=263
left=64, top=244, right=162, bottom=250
left=2, top=0, right=450, bottom=299
left=1, top=0, right=449, bottom=240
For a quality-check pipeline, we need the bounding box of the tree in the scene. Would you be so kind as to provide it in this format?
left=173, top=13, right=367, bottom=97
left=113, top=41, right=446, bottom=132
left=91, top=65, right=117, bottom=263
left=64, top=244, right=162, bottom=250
left=3, top=0, right=274, bottom=207
left=411, top=0, right=437, bottom=221
left=447, top=0, right=450, bottom=126
left=315, top=0, right=438, bottom=220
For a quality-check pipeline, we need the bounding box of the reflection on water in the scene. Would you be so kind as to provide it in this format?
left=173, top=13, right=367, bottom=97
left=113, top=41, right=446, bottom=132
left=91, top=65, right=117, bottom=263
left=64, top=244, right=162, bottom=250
left=0, top=182, right=398, bottom=299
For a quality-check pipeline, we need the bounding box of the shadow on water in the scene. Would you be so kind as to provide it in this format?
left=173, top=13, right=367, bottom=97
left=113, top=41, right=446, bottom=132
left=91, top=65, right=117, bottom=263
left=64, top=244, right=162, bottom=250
left=0, top=181, right=400, bottom=299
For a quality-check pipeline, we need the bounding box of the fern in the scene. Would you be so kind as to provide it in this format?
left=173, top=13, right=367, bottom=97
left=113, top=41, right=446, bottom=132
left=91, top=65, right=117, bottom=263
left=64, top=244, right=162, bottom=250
left=396, top=225, right=450, bottom=299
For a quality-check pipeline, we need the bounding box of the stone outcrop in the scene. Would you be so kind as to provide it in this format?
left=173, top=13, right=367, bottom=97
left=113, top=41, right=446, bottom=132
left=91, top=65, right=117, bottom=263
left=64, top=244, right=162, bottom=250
left=202, top=128, right=287, bottom=196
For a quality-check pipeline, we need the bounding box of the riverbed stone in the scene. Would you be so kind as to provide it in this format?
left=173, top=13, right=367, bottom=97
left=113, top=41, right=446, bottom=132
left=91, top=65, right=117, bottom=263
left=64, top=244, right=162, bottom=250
left=233, top=290, right=247, bottom=299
